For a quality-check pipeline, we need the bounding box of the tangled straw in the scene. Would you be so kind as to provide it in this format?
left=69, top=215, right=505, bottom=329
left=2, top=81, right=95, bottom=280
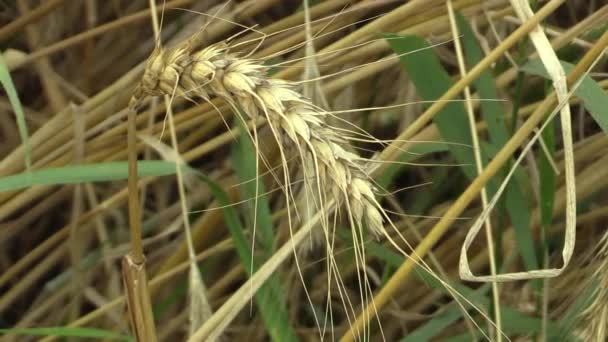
left=129, top=38, right=386, bottom=247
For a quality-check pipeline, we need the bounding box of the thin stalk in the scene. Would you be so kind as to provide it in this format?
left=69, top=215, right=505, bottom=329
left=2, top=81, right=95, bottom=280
left=127, top=108, right=144, bottom=264
left=123, top=106, right=158, bottom=341
left=447, top=1, right=501, bottom=340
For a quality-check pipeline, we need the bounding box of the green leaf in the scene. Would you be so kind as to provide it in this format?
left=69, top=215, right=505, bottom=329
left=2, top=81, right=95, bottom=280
left=522, top=59, right=608, bottom=134
left=187, top=165, right=299, bottom=340
left=0, top=327, right=131, bottom=341
left=456, top=14, right=509, bottom=146
left=0, top=161, right=183, bottom=193
left=443, top=305, right=568, bottom=341
left=504, top=173, right=538, bottom=270
left=231, top=124, right=275, bottom=254
left=385, top=33, right=475, bottom=179
left=458, top=14, right=539, bottom=274
left=188, top=167, right=296, bottom=341
left=0, top=54, right=31, bottom=169
left=387, top=32, right=539, bottom=274
left=348, top=230, right=571, bottom=340
left=228, top=120, right=299, bottom=342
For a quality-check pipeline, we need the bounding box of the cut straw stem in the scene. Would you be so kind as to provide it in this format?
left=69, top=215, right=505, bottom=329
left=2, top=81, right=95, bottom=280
left=122, top=254, right=158, bottom=342
left=124, top=107, right=157, bottom=341
left=127, top=108, right=144, bottom=263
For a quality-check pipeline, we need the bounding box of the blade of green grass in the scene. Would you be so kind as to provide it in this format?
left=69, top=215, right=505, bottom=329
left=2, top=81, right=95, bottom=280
left=228, top=120, right=299, bottom=342
left=537, top=114, right=556, bottom=335
left=522, top=59, right=608, bottom=134
left=0, top=161, right=182, bottom=192
left=458, top=14, right=541, bottom=275
left=456, top=14, right=509, bottom=146
left=385, top=34, right=476, bottom=178
left=231, top=127, right=275, bottom=254
left=481, top=141, right=539, bottom=273
left=412, top=263, right=566, bottom=340
left=0, top=54, right=31, bottom=170
left=444, top=304, right=567, bottom=342
left=387, top=33, right=539, bottom=273
left=457, top=13, right=511, bottom=271
left=0, top=327, right=131, bottom=341
left=185, top=163, right=297, bottom=341
left=345, top=227, right=575, bottom=340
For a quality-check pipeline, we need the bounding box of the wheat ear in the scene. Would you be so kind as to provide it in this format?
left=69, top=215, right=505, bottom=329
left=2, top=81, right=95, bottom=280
left=130, top=38, right=385, bottom=240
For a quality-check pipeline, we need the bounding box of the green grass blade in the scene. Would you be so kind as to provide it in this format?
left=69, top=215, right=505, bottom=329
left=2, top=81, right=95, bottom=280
left=456, top=13, right=509, bottom=146
left=228, top=121, right=299, bottom=342
left=481, top=142, right=539, bottom=272
left=186, top=163, right=298, bottom=340
left=0, top=54, right=31, bottom=170
left=0, top=327, right=131, bottom=341
left=522, top=59, right=608, bottom=134
left=339, top=228, right=572, bottom=340
left=189, top=166, right=297, bottom=341
left=385, top=34, right=475, bottom=178
left=444, top=305, right=568, bottom=342
left=231, top=125, right=275, bottom=254
left=458, top=13, right=539, bottom=274
left=387, top=33, right=539, bottom=273
left=0, top=161, right=182, bottom=192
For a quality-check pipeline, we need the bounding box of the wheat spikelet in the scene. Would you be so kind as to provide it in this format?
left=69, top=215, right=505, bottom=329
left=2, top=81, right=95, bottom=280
left=130, top=38, right=386, bottom=246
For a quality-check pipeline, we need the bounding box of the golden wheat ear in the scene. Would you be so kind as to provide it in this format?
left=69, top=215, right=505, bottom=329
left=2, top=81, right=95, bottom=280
left=131, top=38, right=387, bottom=237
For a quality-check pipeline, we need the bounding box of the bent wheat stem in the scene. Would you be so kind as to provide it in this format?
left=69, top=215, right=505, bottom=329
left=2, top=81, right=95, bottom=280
left=129, top=32, right=386, bottom=250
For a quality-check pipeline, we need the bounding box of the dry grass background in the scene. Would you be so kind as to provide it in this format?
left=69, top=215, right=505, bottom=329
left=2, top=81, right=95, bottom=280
left=0, top=0, right=607, bottom=341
